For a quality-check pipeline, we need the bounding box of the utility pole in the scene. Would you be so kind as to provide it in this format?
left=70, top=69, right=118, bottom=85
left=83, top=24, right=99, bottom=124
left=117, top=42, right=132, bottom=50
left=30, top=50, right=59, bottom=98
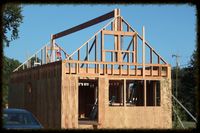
left=172, top=54, right=180, bottom=128
left=172, top=54, right=180, bottom=98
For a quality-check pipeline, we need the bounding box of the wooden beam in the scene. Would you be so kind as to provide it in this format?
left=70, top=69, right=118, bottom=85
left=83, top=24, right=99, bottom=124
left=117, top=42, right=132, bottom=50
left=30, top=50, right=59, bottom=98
left=86, top=43, right=89, bottom=61
left=142, top=26, right=145, bottom=78
left=95, top=35, right=97, bottom=62
left=86, top=43, right=89, bottom=72
left=95, top=35, right=97, bottom=73
left=114, top=9, right=120, bottom=63
left=64, top=60, right=170, bottom=67
left=102, top=30, right=136, bottom=36
left=150, top=48, right=153, bottom=76
left=101, top=31, right=105, bottom=61
left=117, top=35, right=121, bottom=62
left=150, top=48, right=153, bottom=63
left=135, top=35, right=138, bottom=63
left=127, top=52, right=130, bottom=75
left=118, top=16, right=122, bottom=31
left=67, top=17, right=116, bottom=60
left=52, top=10, right=115, bottom=40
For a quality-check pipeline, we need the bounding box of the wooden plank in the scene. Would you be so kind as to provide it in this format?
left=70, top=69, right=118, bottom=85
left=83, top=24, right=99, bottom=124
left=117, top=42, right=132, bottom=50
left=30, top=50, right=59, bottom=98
left=167, top=66, right=171, bottom=78
left=127, top=52, right=130, bottom=74
left=132, top=36, right=135, bottom=63
left=118, top=15, right=122, bottom=31
left=78, top=50, right=80, bottom=73
left=150, top=48, right=153, bottom=76
left=86, top=43, right=89, bottom=72
left=79, top=120, right=98, bottom=125
left=102, top=30, right=136, bottom=36
left=64, top=60, right=170, bottom=67
left=117, top=35, right=121, bottom=62
left=135, top=35, right=138, bottom=63
left=158, top=56, right=161, bottom=76
left=101, top=31, right=105, bottom=61
left=98, top=78, right=107, bottom=128
left=52, top=10, right=115, bottom=39
left=95, top=36, right=97, bottom=73
left=95, top=35, right=97, bottom=62
left=105, top=49, right=134, bottom=53
left=142, top=26, right=145, bottom=78
left=61, top=64, right=78, bottom=128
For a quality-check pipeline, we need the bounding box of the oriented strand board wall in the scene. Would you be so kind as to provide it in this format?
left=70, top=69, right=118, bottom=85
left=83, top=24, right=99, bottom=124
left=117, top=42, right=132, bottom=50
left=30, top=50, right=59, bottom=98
left=99, top=78, right=172, bottom=129
left=61, top=62, right=78, bottom=129
left=9, top=61, right=62, bottom=128
left=98, top=77, right=108, bottom=128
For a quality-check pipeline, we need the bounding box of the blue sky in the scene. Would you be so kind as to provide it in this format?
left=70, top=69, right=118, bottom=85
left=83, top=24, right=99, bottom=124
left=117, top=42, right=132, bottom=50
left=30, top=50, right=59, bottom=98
left=4, top=4, right=196, bottom=67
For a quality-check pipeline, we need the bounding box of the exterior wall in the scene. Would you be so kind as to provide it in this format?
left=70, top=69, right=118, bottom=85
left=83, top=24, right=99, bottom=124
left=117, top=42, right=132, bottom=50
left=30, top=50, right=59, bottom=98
left=98, top=77, right=172, bottom=129
left=9, top=61, right=62, bottom=128
left=61, top=62, right=78, bottom=128
left=9, top=60, right=171, bottom=129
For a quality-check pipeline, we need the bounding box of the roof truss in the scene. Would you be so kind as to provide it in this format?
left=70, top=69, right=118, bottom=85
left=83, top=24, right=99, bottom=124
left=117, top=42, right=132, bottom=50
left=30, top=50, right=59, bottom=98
left=13, top=9, right=170, bottom=78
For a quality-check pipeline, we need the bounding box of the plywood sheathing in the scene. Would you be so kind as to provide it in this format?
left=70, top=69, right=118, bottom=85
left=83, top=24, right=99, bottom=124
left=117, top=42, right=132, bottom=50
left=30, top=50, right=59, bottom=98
left=8, top=83, right=24, bottom=108
left=160, top=78, right=172, bottom=128
left=9, top=61, right=62, bottom=128
left=97, top=78, right=171, bottom=129
left=61, top=62, right=78, bottom=128
left=98, top=77, right=108, bottom=128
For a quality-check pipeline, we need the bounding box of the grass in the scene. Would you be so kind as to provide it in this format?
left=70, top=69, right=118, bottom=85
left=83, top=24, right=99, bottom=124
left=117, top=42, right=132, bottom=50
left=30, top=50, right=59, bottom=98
left=172, top=121, right=196, bottom=129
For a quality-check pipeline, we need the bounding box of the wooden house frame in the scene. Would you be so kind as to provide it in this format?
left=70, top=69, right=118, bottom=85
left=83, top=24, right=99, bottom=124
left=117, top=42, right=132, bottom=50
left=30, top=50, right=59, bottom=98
left=9, top=9, right=172, bottom=129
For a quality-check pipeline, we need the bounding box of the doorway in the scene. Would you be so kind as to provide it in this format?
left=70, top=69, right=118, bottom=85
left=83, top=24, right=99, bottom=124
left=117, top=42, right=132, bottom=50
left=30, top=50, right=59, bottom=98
left=78, top=79, right=98, bottom=122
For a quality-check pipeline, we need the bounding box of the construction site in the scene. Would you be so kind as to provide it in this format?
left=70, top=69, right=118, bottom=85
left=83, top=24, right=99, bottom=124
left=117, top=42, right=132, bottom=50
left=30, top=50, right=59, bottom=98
left=9, top=9, right=172, bottom=129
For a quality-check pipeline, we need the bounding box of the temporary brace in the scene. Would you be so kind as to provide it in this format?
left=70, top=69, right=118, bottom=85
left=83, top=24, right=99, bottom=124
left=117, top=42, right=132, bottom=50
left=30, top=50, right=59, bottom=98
left=173, top=106, right=185, bottom=129
left=172, top=94, right=197, bottom=123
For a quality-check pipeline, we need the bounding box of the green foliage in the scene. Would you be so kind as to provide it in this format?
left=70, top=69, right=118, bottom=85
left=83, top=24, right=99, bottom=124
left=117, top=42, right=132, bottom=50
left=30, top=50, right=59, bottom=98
left=2, top=56, right=21, bottom=108
left=3, top=4, right=23, bottom=47
left=172, top=48, right=197, bottom=124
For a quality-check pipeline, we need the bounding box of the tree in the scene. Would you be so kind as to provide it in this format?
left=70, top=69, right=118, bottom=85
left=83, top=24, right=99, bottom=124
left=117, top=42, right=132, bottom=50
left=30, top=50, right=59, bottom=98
left=3, top=4, right=23, bottom=47
left=172, top=48, right=197, bottom=126
left=171, top=47, right=197, bottom=128
left=2, top=56, right=21, bottom=108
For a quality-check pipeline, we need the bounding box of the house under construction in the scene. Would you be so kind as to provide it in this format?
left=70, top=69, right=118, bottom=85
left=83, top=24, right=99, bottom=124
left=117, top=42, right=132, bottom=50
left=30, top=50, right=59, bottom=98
left=9, top=9, right=172, bottom=129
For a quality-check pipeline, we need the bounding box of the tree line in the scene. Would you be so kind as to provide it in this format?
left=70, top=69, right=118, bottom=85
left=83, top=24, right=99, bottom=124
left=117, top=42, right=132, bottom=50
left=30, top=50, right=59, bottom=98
left=171, top=49, right=198, bottom=123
